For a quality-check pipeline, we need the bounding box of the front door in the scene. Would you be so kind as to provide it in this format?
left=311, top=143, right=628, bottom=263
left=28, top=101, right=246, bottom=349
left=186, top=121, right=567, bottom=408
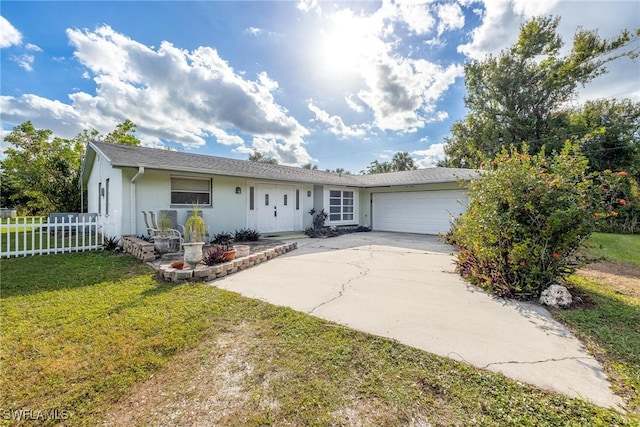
left=256, top=184, right=295, bottom=233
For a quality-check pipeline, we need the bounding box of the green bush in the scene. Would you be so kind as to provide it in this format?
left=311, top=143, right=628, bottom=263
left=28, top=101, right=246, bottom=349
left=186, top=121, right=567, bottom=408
left=597, top=172, right=640, bottom=234
left=450, top=143, right=623, bottom=299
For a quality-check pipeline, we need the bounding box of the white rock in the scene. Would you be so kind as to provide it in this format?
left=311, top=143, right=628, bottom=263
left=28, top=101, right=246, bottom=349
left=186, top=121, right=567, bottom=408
left=539, top=284, right=573, bottom=308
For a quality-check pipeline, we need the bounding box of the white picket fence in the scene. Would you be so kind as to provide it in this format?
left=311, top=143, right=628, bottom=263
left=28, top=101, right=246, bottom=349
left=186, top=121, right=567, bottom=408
left=0, top=215, right=104, bottom=258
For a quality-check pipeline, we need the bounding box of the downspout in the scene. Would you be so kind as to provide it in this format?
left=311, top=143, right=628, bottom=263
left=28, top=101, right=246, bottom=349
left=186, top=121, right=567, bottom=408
left=130, top=167, right=145, bottom=235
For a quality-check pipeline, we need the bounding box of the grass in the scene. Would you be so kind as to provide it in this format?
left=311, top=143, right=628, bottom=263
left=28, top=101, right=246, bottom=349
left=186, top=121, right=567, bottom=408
left=2, top=252, right=636, bottom=425
left=0, top=217, right=45, bottom=233
left=586, top=232, right=640, bottom=266
left=551, top=232, right=640, bottom=414
left=555, top=275, right=640, bottom=413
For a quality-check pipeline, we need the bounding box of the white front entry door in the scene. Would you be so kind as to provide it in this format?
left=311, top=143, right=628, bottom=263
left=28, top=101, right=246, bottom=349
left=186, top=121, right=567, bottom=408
left=256, top=184, right=295, bottom=233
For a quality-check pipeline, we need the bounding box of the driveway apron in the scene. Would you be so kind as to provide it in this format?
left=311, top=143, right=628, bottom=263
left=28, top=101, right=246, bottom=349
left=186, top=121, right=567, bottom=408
left=213, top=232, right=623, bottom=409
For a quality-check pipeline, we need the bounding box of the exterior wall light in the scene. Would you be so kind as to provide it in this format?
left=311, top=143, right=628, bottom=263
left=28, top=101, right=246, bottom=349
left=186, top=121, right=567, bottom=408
left=235, top=187, right=242, bottom=194
left=307, top=191, right=312, bottom=197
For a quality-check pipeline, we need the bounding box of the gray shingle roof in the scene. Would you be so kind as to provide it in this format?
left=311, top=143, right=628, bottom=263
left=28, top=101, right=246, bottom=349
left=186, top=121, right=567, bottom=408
left=88, top=141, right=476, bottom=188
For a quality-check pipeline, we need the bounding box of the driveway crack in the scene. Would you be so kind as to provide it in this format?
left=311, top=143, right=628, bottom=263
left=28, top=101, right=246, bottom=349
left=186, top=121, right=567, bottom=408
left=482, top=356, right=594, bottom=369
left=308, top=252, right=372, bottom=315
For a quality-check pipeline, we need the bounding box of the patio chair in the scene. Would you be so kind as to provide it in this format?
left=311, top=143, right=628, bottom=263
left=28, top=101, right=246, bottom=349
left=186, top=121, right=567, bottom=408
left=144, top=210, right=183, bottom=255
left=142, top=211, right=154, bottom=234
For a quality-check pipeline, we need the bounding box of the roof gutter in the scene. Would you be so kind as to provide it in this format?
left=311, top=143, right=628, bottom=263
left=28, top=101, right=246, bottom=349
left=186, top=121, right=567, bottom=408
left=130, top=167, right=144, bottom=235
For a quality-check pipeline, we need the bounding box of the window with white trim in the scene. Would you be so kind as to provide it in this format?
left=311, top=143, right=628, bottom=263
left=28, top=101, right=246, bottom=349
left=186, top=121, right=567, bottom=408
left=329, top=190, right=354, bottom=221
left=171, top=177, right=212, bottom=206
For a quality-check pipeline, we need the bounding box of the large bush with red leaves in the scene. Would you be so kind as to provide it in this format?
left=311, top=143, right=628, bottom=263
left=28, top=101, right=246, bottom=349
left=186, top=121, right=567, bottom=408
left=450, top=143, right=626, bottom=299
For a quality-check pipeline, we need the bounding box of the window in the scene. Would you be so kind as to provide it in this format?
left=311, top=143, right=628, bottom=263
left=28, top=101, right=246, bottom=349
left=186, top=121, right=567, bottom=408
left=249, top=187, right=255, bottom=210
left=105, top=179, right=110, bottom=215
left=265, top=194, right=269, bottom=206
left=98, top=182, right=102, bottom=214
left=329, top=190, right=354, bottom=221
left=283, top=194, right=288, bottom=206
left=295, top=189, right=300, bottom=210
left=171, top=177, right=212, bottom=205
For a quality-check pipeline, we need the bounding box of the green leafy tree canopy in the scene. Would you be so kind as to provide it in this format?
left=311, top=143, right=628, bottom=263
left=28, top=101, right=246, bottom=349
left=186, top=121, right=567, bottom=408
left=442, top=16, right=639, bottom=168
left=1, top=121, right=84, bottom=214
left=363, top=151, right=417, bottom=174
left=248, top=151, right=278, bottom=165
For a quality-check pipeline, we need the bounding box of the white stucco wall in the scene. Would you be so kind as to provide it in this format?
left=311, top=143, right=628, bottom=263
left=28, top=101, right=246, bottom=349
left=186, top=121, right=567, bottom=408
left=86, top=155, right=124, bottom=238
left=86, top=147, right=469, bottom=238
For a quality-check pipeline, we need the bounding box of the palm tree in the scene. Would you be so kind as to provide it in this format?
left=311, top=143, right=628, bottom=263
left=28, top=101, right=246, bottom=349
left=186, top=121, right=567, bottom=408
left=364, top=160, right=394, bottom=174
left=391, top=151, right=417, bottom=171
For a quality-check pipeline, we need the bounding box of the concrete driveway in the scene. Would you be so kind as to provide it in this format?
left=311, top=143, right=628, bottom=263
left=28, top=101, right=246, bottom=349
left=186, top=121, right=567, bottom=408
left=214, top=232, right=622, bottom=409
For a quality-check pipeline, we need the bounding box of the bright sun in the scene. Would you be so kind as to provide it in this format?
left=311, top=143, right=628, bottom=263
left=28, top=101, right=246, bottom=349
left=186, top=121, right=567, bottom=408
left=317, top=12, right=372, bottom=76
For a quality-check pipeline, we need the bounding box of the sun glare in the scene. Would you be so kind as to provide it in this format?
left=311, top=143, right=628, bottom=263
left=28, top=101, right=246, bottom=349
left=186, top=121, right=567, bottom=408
left=317, top=13, right=372, bottom=76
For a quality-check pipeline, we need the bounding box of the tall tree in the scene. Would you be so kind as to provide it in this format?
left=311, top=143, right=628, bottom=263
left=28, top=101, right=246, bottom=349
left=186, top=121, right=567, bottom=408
left=391, top=151, right=417, bottom=171
left=363, top=152, right=417, bottom=174
left=1, top=120, right=143, bottom=214
left=103, top=119, right=141, bottom=146
left=248, top=151, right=278, bottom=164
left=442, top=16, right=639, bottom=168
left=569, top=99, right=640, bottom=176
left=363, top=160, right=393, bottom=174
left=1, top=121, right=84, bottom=214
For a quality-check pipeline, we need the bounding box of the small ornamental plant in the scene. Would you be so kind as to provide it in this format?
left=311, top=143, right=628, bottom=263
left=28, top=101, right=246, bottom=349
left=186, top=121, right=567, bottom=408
left=202, top=246, right=227, bottom=265
left=449, top=142, right=621, bottom=299
left=184, top=204, right=207, bottom=243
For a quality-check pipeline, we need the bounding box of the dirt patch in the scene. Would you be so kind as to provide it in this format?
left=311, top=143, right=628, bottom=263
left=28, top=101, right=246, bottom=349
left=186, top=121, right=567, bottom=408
left=103, top=322, right=257, bottom=426
left=577, top=261, right=640, bottom=298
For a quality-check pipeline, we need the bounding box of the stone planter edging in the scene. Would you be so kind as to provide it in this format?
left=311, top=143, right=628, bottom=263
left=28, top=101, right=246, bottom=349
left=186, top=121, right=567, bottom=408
left=157, top=242, right=297, bottom=282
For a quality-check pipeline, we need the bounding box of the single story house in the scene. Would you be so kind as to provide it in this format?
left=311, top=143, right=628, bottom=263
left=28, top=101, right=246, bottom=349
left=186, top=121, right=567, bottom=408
left=81, top=141, right=477, bottom=239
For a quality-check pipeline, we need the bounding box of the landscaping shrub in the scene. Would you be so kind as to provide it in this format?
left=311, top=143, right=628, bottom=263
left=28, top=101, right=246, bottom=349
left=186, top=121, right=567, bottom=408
left=449, top=143, right=624, bottom=299
left=597, top=173, right=640, bottom=234
left=202, top=245, right=228, bottom=265
left=102, top=236, right=121, bottom=252
left=211, top=231, right=233, bottom=245
left=234, top=228, right=260, bottom=241
left=304, top=208, right=371, bottom=238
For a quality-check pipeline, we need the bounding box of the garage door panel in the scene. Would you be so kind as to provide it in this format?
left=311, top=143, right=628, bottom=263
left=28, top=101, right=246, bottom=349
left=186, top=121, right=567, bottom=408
left=372, top=190, right=468, bottom=235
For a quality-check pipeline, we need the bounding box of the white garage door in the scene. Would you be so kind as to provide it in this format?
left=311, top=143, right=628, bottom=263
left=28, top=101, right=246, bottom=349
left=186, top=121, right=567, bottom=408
left=372, top=190, right=468, bottom=235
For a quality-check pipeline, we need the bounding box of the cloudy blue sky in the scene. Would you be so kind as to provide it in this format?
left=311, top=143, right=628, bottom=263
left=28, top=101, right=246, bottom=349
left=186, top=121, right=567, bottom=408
left=1, top=1, right=638, bottom=172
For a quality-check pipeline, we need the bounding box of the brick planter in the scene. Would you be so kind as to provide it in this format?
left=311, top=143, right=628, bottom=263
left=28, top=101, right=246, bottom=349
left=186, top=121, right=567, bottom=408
left=156, top=242, right=297, bottom=282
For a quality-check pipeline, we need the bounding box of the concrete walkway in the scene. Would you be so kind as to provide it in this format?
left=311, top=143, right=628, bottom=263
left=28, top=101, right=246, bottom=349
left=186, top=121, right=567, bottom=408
left=213, top=232, right=623, bottom=410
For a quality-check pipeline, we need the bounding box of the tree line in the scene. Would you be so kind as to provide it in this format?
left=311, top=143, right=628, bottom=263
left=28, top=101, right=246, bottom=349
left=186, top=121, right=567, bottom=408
left=1, top=120, right=140, bottom=215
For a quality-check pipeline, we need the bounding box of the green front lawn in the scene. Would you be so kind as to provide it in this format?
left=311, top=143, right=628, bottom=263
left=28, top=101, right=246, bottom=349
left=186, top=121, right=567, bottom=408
left=556, top=276, right=640, bottom=413
left=1, top=252, right=636, bottom=425
left=587, top=232, right=640, bottom=266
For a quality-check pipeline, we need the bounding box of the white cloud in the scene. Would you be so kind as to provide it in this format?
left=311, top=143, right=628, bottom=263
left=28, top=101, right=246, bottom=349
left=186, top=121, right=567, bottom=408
left=1, top=94, right=84, bottom=138
left=413, top=142, right=446, bottom=167
left=436, top=2, right=465, bottom=36
left=314, top=3, right=464, bottom=133
left=307, top=101, right=366, bottom=137
left=245, top=27, right=263, bottom=36
left=11, top=54, right=35, bottom=72
left=25, top=43, right=42, bottom=52
left=345, top=94, right=364, bottom=113
left=395, top=0, right=435, bottom=36
left=248, top=136, right=313, bottom=165
left=356, top=57, right=463, bottom=131
left=0, top=16, right=22, bottom=48
left=2, top=25, right=312, bottom=164
left=297, top=0, right=321, bottom=14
